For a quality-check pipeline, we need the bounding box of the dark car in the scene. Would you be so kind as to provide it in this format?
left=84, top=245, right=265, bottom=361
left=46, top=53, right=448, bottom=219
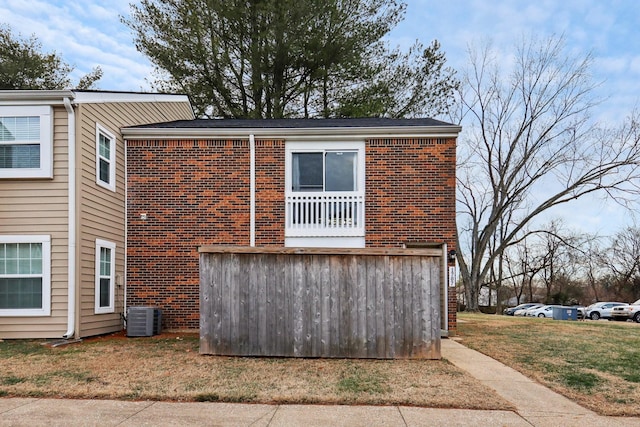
left=503, top=303, right=540, bottom=316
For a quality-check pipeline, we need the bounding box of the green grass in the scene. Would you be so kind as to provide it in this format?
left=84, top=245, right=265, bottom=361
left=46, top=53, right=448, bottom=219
left=559, top=371, right=599, bottom=391
left=194, top=392, right=220, bottom=402
left=1, top=375, right=26, bottom=385
left=0, top=340, right=49, bottom=358
left=337, top=364, right=389, bottom=394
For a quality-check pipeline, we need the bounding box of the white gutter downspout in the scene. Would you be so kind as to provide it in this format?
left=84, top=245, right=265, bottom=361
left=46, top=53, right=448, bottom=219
left=63, top=97, right=76, bottom=339
left=442, top=243, right=449, bottom=337
left=249, top=134, right=256, bottom=247
left=124, top=138, right=128, bottom=327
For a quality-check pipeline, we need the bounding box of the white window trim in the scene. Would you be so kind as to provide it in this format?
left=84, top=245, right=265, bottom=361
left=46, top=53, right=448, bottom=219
left=95, top=239, right=116, bottom=314
left=285, top=141, right=366, bottom=193
left=0, top=235, right=51, bottom=317
left=95, top=123, right=116, bottom=191
left=0, top=105, right=53, bottom=179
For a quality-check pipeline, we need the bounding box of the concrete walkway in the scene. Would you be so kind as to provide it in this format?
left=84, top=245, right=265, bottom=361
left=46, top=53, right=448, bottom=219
left=1, top=339, right=639, bottom=426
left=441, top=338, right=640, bottom=426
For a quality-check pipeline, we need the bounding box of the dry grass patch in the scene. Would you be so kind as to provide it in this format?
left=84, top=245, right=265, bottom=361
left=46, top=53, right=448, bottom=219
left=0, top=332, right=512, bottom=410
left=457, top=313, right=640, bottom=416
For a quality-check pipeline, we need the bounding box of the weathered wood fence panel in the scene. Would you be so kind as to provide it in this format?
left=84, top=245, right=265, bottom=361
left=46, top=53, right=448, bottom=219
left=199, top=246, right=442, bottom=359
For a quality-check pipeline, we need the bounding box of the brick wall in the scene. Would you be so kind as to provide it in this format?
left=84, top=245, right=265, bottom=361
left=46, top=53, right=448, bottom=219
left=365, top=138, right=456, bottom=247
left=126, top=136, right=456, bottom=331
left=126, top=139, right=284, bottom=329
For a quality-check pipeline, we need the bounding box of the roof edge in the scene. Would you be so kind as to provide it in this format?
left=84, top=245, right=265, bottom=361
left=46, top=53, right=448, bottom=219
left=0, top=90, right=191, bottom=106
left=122, top=124, right=462, bottom=140
left=0, top=90, right=75, bottom=105
left=72, top=91, right=191, bottom=104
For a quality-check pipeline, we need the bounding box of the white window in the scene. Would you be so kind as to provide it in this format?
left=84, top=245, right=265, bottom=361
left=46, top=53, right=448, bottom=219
left=291, top=151, right=359, bottom=192
left=285, top=141, right=366, bottom=246
left=96, top=124, right=116, bottom=191
left=0, top=106, right=53, bottom=178
left=95, top=239, right=115, bottom=314
left=0, top=235, right=51, bottom=316
left=286, top=142, right=365, bottom=193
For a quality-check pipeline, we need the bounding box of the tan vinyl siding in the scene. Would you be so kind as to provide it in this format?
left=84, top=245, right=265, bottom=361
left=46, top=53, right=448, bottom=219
left=76, top=101, right=192, bottom=337
left=0, top=106, right=69, bottom=339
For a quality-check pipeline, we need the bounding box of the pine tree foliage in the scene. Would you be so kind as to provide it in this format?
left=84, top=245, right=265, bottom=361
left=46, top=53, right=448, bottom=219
left=124, top=0, right=458, bottom=118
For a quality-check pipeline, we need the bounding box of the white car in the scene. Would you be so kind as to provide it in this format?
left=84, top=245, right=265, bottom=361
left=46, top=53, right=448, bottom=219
left=526, top=305, right=559, bottom=318
left=584, top=302, right=627, bottom=320
left=611, top=299, right=640, bottom=322
left=514, top=304, right=543, bottom=316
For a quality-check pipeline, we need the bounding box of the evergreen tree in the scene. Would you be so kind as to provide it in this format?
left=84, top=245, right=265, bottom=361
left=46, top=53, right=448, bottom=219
left=124, top=0, right=458, bottom=118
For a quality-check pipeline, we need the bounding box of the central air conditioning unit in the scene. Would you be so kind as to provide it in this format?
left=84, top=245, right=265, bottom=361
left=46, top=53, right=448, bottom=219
left=126, top=306, right=162, bottom=337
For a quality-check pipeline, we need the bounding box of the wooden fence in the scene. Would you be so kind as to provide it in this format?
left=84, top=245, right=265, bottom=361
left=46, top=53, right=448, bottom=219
left=199, top=246, right=442, bottom=359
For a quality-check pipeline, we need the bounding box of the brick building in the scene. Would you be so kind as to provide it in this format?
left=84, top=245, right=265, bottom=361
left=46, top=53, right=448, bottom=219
left=123, top=118, right=460, bottom=335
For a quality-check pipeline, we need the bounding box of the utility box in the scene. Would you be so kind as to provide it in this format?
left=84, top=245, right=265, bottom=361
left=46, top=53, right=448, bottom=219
left=127, top=307, right=162, bottom=337
left=552, top=306, right=577, bottom=321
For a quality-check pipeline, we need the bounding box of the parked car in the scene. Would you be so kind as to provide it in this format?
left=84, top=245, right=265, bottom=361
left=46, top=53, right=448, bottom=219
left=574, top=306, right=586, bottom=320
left=611, top=299, right=640, bottom=322
left=526, top=305, right=559, bottom=318
left=584, top=302, right=627, bottom=320
left=514, top=304, right=543, bottom=316
left=503, top=303, right=541, bottom=316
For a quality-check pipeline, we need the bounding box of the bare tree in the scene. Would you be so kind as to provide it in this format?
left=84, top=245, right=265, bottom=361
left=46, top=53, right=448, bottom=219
left=580, top=239, right=604, bottom=303
left=533, top=221, right=592, bottom=303
left=502, top=236, right=544, bottom=304
left=456, top=35, right=640, bottom=310
left=599, top=227, right=640, bottom=301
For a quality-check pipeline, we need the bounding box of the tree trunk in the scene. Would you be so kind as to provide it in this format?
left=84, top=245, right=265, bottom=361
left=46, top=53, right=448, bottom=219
left=463, top=273, right=481, bottom=311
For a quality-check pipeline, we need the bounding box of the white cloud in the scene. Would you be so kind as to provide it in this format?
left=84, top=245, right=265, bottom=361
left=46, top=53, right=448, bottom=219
left=0, top=0, right=151, bottom=90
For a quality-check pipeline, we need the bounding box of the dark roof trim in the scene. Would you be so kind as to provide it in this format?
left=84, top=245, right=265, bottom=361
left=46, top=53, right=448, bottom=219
left=122, top=118, right=461, bottom=140
left=130, top=117, right=454, bottom=129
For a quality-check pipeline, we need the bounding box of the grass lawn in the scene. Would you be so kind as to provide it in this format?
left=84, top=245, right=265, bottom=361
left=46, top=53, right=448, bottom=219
left=3, top=316, right=638, bottom=416
left=0, top=331, right=511, bottom=410
left=457, top=312, right=640, bottom=416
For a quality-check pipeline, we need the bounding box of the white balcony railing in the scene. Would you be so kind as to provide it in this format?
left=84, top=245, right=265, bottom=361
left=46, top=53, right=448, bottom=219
left=285, top=192, right=365, bottom=237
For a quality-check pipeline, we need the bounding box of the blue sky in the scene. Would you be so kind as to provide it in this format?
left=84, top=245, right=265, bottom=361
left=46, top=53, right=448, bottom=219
left=1, top=0, right=638, bottom=234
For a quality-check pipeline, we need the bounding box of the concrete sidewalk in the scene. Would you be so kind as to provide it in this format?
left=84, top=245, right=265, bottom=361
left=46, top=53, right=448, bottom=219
left=1, top=339, right=639, bottom=426
left=0, top=398, right=527, bottom=426
left=441, top=338, right=640, bottom=426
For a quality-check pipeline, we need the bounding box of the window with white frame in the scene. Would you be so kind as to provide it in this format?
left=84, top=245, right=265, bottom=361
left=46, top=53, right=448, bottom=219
left=0, top=235, right=51, bottom=316
left=287, top=141, right=365, bottom=192
left=291, top=150, right=359, bottom=192
left=95, top=239, right=115, bottom=314
left=95, top=124, right=116, bottom=191
left=285, top=141, right=365, bottom=236
left=0, top=106, right=52, bottom=178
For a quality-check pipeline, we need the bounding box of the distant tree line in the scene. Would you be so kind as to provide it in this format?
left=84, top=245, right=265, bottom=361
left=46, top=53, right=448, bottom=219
left=459, top=222, right=640, bottom=311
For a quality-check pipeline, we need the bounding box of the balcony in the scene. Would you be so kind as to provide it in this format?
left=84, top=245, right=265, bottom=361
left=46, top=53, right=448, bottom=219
left=285, top=192, right=365, bottom=237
